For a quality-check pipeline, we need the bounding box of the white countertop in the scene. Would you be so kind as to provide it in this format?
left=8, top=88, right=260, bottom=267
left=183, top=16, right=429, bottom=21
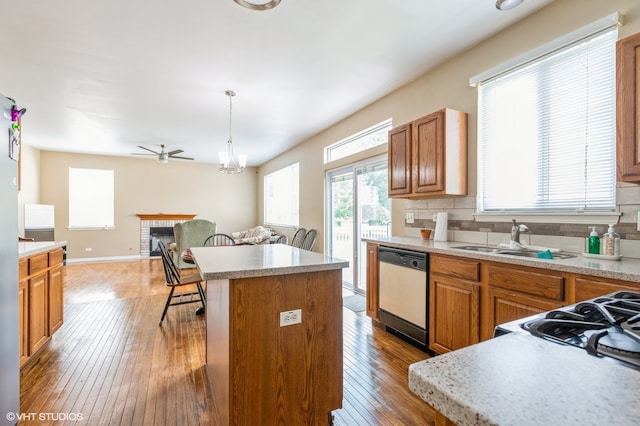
left=18, top=241, right=67, bottom=258
left=408, top=333, right=640, bottom=426
left=364, top=236, right=640, bottom=284
left=189, top=244, right=349, bottom=280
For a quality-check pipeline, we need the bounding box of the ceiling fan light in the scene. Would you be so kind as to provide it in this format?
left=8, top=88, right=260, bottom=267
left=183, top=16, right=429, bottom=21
left=233, top=0, right=281, bottom=11
left=158, top=152, right=169, bottom=164
left=495, top=0, right=524, bottom=10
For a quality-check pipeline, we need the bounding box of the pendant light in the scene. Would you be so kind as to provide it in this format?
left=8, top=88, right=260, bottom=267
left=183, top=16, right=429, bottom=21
left=495, top=0, right=524, bottom=10
left=219, top=90, right=247, bottom=174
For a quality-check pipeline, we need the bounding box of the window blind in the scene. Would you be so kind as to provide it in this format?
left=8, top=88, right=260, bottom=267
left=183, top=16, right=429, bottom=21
left=476, top=26, right=617, bottom=213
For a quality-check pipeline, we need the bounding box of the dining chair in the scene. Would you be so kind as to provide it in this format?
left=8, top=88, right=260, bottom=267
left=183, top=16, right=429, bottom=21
left=203, top=233, right=236, bottom=246
left=272, top=234, right=288, bottom=244
left=290, top=228, right=307, bottom=248
left=158, top=240, right=205, bottom=326
left=301, top=229, right=318, bottom=251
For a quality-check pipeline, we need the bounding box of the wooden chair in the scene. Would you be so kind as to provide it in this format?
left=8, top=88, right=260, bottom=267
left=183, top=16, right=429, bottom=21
left=158, top=240, right=205, bottom=326
left=203, top=233, right=236, bottom=246
left=301, top=229, right=317, bottom=251
left=290, top=228, right=307, bottom=248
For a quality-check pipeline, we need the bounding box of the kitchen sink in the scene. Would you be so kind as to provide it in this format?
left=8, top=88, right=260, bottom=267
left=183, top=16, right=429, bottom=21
left=452, top=245, right=575, bottom=259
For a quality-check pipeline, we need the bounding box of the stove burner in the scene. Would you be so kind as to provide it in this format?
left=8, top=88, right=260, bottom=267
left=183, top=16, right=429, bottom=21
left=522, top=291, right=640, bottom=369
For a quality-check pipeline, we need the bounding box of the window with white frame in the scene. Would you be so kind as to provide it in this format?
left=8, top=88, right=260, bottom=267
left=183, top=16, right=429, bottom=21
left=324, top=119, right=392, bottom=163
left=68, top=167, right=114, bottom=229
left=264, top=162, right=299, bottom=226
left=472, top=18, right=618, bottom=214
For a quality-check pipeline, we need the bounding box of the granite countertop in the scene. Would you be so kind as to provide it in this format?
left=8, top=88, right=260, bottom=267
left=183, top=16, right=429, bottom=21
left=363, top=236, right=640, bottom=283
left=408, top=333, right=640, bottom=426
left=18, top=241, right=67, bottom=258
left=189, top=244, right=349, bottom=280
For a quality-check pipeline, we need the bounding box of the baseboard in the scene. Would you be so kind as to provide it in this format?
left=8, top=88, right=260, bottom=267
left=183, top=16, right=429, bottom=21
left=66, top=255, right=143, bottom=264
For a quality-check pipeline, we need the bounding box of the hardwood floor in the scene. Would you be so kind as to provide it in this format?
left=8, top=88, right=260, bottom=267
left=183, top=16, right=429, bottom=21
left=19, top=259, right=435, bottom=425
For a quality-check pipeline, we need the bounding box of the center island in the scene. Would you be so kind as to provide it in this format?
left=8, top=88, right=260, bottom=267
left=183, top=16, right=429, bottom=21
left=189, top=243, right=349, bottom=425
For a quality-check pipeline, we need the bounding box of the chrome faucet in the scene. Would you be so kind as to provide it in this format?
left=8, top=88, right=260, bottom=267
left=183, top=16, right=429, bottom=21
left=511, top=219, right=529, bottom=244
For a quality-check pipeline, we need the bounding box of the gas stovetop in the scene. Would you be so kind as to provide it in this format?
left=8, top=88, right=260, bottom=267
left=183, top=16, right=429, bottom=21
left=520, top=291, right=640, bottom=370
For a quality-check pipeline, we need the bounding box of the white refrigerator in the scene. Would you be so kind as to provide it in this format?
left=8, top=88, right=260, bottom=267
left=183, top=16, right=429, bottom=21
left=0, top=94, right=19, bottom=425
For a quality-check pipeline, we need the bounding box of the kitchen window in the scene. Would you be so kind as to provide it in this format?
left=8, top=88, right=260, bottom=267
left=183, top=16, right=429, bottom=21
left=471, top=14, right=619, bottom=220
left=324, top=119, right=392, bottom=163
left=264, top=162, right=299, bottom=227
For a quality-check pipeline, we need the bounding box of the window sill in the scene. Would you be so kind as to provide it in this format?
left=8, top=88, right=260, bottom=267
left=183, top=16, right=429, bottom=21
left=473, top=211, right=622, bottom=225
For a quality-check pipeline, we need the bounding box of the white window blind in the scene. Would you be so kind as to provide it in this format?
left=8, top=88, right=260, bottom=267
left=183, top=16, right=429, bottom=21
left=68, top=167, right=114, bottom=229
left=475, top=25, right=617, bottom=213
left=264, top=162, right=299, bottom=226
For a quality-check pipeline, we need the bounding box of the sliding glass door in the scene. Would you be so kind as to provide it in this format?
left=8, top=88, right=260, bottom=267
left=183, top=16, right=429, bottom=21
left=326, top=156, right=390, bottom=294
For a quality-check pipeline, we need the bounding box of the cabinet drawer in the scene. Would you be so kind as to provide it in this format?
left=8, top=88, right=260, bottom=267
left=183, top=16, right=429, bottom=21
left=19, top=258, right=28, bottom=279
left=431, top=255, right=480, bottom=282
left=49, top=248, right=64, bottom=266
left=29, top=253, right=49, bottom=275
left=488, top=265, right=563, bottom=301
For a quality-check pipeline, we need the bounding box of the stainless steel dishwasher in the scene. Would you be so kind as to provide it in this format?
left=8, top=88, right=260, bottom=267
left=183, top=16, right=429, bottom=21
left=378, top=246, right=429, bottom=349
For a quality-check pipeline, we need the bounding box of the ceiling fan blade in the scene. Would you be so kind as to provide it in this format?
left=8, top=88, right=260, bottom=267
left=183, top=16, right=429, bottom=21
left=131, top=152, right=156, bottom=156
left=167, top=149, right=184, bottom=156
left=169, top=155, right=194, bottom=160
left=137, top=145, right=160, bottom=155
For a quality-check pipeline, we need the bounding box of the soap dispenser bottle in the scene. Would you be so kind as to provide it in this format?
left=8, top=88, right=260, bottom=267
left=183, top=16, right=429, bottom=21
left=602, top=224, right=620, bottom=256
left=588, top=226, right=600, bottom=254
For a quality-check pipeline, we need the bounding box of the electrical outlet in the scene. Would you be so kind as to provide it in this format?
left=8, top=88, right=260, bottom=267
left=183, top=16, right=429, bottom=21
left=433, top=214, right=438, bottom=221
left=280, top=309, right=302, bottom=327
left=85, top=247, right=92, bottom=252
left=405, top=212, right=415, bottom=224
left=637, top=211, right=640, bottom=232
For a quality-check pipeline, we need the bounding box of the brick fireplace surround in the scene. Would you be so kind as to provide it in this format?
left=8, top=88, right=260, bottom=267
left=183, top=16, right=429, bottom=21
left=137, top=214, right=196, bottom=257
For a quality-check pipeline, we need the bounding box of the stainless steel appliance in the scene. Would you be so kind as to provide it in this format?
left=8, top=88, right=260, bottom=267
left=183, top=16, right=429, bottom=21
left=378, top=246, right=429, bottom=349
left=496, top=291, right=640, bottom=371
left=0, top=94, right=19, bottom=425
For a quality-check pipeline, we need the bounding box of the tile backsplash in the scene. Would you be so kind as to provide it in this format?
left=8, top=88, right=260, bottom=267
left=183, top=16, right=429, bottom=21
left=403, top=182, right=640, bottom=258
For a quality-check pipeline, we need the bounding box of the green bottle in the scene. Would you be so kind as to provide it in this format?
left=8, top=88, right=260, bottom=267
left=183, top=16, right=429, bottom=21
left=588, top=226, right=600, bottom=254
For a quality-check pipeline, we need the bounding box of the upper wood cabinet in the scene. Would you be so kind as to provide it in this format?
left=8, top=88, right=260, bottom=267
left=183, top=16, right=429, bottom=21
left=617, top=31, right=640, bottom=182
left=388, top=108, right=467, bottom=198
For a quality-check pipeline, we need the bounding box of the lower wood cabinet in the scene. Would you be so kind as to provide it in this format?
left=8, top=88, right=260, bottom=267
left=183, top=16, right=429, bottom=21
left=19, top=247, right=65, bottom=367
left=429, top=273, right=480, bottom=354
left=574, top=276, right=638, bottom=301
left=365, top=242, right=379, bottom=321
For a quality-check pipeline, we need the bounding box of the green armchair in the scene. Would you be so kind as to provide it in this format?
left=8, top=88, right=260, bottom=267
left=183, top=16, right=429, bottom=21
left=171, top=219, right=216, bottom=268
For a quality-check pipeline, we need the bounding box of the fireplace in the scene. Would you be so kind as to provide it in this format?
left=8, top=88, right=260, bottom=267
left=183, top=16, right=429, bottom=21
left=149, top=227, right=174, bottom=256
left=137, top=214, right=197, bottom=257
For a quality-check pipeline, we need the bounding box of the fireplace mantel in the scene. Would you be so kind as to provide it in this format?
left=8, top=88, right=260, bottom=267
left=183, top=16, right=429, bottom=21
left=136, top=214, right=197, bottom=221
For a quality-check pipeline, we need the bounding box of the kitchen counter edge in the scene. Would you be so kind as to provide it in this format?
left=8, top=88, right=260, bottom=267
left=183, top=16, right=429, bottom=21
left=19, top=241, right=67, bottom=258
left=363, top=236, right=640, bottom=284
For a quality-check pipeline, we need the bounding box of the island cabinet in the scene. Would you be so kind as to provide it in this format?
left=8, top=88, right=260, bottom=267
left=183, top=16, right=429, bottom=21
left=429, top=255, right=480, bottom=354
left=388, top=108, right=467, bottom=198
left=19, top=246, right=65, bottom=367
left=616, top=31, right=640, bottom=182
left=191, top=244, right=348, bottom=426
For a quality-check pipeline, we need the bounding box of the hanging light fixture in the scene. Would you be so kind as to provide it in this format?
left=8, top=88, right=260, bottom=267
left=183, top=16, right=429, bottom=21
left=495, top=0, right=524, bottom=10
left=219, top=90, right=247, bottom=174
left=233, top=0, right=281, bottom=11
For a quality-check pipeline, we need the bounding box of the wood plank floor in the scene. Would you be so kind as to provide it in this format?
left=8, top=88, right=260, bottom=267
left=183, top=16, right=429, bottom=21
left=19, top=259, right=436, bottom=425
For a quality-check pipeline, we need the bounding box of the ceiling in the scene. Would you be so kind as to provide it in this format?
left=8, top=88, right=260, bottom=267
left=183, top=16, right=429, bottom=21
left=0, top=0, right=553, bottom=167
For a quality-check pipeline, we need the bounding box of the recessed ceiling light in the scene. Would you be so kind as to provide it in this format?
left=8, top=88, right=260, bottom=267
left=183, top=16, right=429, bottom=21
left=233, top=0, right=281, bottom=11
left=495, top=0, right=525, bottom=11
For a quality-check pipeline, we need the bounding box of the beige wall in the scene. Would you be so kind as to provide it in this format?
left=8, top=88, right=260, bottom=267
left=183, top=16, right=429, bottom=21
left=17, top=143, right=40, bottom=233
left=36, top=151, right=257, bottom=260
left=257, top=0, right=640, bottom=252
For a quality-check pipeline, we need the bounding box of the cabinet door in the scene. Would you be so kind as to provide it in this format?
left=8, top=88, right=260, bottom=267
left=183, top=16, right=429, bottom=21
left=365, top=243, right=379, bottom=320
left=48, top=264, right=64, bottom=334
left=412, top=110, right=444, bottom=194
left=29, top=272, right=49, bottom=354
left=487, top=287, right=561, bottom=334
left=574, top=277, right=637, bottom=302
left=429, top=274, right=479, bottom=354
left=388, top=123, right=412, bottom=195
left=617, top=32, right=640, bottom=182
left=19, top=280, right=29, bottom=366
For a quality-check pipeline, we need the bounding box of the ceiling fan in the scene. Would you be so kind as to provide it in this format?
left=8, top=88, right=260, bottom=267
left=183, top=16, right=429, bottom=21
left=132, top=144, right=194, bottom=163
